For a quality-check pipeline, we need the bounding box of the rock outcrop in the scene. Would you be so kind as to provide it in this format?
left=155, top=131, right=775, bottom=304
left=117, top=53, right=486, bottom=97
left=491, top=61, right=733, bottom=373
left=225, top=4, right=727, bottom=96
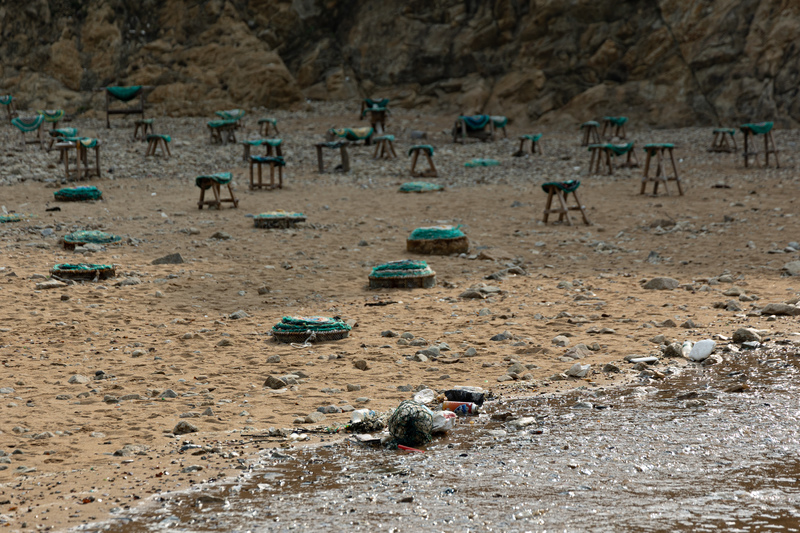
left=1, top=0, right=798, bottom=126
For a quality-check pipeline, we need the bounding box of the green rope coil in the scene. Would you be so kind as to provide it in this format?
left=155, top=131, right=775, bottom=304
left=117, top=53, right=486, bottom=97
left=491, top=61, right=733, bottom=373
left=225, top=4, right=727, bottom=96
left=388, top=400, right=434, bottom=447
left=399, top=182, right=443, bottom=193
left=0, top=214, right=21, bottom=223
left=370, top=260, right=433, bottom=278
left=52, top=263, right=113, bottom=272
left=254, top=211, right=305, bottom=219
left=465, top=158, right=500, bottom=167
left=272, top=316, right=351, bottom=334
left=54, top=186, right=102, bottom=201
left=409, top=225, right=464, bottom=241
left=63, top=230, right=121, bottom=246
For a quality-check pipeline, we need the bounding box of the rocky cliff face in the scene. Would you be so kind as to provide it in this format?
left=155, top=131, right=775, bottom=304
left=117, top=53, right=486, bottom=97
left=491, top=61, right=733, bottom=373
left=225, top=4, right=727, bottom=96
left=1, top=0, right=797, bottom=126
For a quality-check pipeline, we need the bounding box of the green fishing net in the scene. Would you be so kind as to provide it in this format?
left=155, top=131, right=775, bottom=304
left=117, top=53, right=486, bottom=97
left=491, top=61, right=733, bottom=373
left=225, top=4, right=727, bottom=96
left=465, top=158, right=500, bottom=167
left=0, top=95, right=12, bottom=106
left=254, top=211, right=305, bottom=219
left=388, top=400, right=434, bottom=447
left=63, top=230, right=121, bottom=246
left=107, top=86, right=142, bottom=102
left=521, top=133, right=542, bottom=142
left=409, top=225, right=464, bottom=241
left=54, top=186, right=102, bottom=201
left=0, top=214, right=21, bottom=223
left=329, top=127, right=373, bottom=141
left=208, top=119, right=238, bottom=128
left=370, top=259, right=433, bottom=278
left=272, top=316, right=351, bottom=334
left=365, top=98, right=389, bottom=108
left=38, top=109, right=64, bottom=122
left=12, top=116, right=44, bottom=132
left=250, top=155, right=285, bottom=166
left=542, top=180, right=580, bottom=193
left=589, top=143, right=633, bottom=156
left=241, top=138, right=282, bottom=146
left=399, top=182, right=443, bottom=193
left=215, top=109, right=246, bottom=121
left=643, top=143, right=675, bottom=150
left=50, top=128, right=78, bottom=139
left=146, top=134, right=170, bottom=143
left=195, top=172, right=232, bottom=189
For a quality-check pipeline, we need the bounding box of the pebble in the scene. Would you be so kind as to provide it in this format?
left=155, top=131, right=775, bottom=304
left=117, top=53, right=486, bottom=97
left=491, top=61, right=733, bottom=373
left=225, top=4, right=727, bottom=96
left=173, top=421, right=199, bottom=435
left=305, top=412, right=326, bottom=423
left=732, top=328, right=761, bottom=343
left=552, top=335, right=570, bottom=347
left=491, top=331, right=512, bottom=341
left=602, top=363, right=621, bottom=373
left=643, top=277, right=679, bottom=290
left=566, top=363, right=591, bottom=377
left=761, top=303, right=800, bottom=316
left=68, top=375, right=89, bottom=384
left=161, top=389, right=179, bottom=398
left=400, top=332, right=414, bottom=339
left=131, top=349, right=147, bottom=357
left=267, top=355, right=280, bottom=363
left=572, top=401, right=594, bottom=409
left=155, top=290, right=164, bottom=298
left=216, top=339, right=233, bottom=347
left=381, top=330, right=399, bottom=337
left=229, top=310, right=249, bottom=320
left=346, top=383, right=361, bottom=391
left=211, top=231, right=232, bottom=240
left=464, top=347, right=478, bottom=357
left=353, top=360, right=370, bottom=371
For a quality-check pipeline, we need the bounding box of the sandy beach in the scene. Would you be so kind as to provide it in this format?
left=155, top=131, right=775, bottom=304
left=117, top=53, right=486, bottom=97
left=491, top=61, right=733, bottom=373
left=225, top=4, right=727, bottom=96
left=1, top=105, right=799, bottom=530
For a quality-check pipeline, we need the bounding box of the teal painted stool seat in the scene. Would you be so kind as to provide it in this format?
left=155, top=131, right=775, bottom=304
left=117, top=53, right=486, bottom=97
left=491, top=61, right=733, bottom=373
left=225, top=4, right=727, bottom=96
left=249, top=156, right=285, bottom=190
left=240, top=138, right=283, bottom=160
left=48, top=127, right=78, bottom=151
left=542, top=180, right=590, bottom=226
left=372, top=134, right=397, bottom=159
left=710, top=127, right=738, bottom=153
left=1, top=95, right=17, bottom=122
left=146, top=134, right=171, bottom=158
left=739, top=122, right=779, bottom=168
left=315, top=141, right=351, bottom=173
left=588, top=142, right=638, bottom=175
left=641, top=143, right=682, bottom=196
left=601, top=116, right=628, bottom=140
left=408, top=145, right=437, bottom=177
left=580, top=121, right=601, bottom=146
left=196, top=172, right=239, bottom=210
left=11, top=115, right=45, bottom=150
left=516, top=133, right=543, bottom=155
left=207, top=119, right=238, bottom=145
left=134, top=118, right=154, bottom=141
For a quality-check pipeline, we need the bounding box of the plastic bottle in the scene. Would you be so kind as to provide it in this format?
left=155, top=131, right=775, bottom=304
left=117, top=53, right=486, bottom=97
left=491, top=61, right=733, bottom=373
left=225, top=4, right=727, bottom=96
left=442, top=401, right=480, bottom=415
left=351, top=409, right=376, bottom=423
left=681, top=340, right=693, bottom=358
left=432, top=410, right=456, bottom=433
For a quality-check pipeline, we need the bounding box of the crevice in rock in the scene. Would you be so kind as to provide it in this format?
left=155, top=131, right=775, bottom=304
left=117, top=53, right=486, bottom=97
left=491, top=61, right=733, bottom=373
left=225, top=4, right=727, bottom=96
left=656, top=1, right=720, bottom=125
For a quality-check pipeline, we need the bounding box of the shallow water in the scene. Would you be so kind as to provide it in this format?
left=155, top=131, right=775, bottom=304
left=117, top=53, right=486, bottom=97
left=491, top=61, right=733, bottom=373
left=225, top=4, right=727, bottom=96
left=85, top=345, right=800, bottom=532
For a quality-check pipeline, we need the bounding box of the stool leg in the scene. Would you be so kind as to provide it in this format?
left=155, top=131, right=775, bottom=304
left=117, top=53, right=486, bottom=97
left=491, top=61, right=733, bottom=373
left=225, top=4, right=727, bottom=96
left=668, top=148, right=682, bottom=195
left=198, top=186, right=206, bottom=209
left=589, top=148, right=597, bottom=175
left=571, top=190, right=590, bottom=225
left=228, top=184, right=238, bottom=207
left=543, top=188, right=555, bottom=223
left=340, top=146, right=350, bottom=172
left=258, top=162, right=263, bottom=189
left=164, top=140, right=171, bottom=157
left=269, top=162, right=275, bottom=188
left=605, top=149, right=613, bottom=175
left=373, top=141, right=380, bottom=159
left=249, top=160, right=255, bottom=190
left=277, top=165, right=283, bottom=189
left=389, top=141, right=397, bottom=158
left=771, top=132, right=780, bottom=168
left=316, top=145, right=324, bottom=173
left=426, top=154, right=437, bottom=177
left=556, top=190, right=573, bottom=226
left=212, top=184, right=221, bottom=209
left=730, top=133, right=737, bottom=152
left=95, top=146, right=101, bottom=178
left=410, top=151, right=419, bottom=176
left=743, top=132, right=750, bottom=168
left=641, top=152, right=651, bottom=194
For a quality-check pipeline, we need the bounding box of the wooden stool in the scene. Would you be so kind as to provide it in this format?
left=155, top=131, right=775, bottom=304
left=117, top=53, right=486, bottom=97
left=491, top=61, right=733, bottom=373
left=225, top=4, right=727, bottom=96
left=146, top=134, right=171, bottom=158
left=588, top=142, right=638, bottom=175
left=196, top=173, right=239, bottom=210
left=708, top=128, right=737, bottom=153
left=134, top=119, right=154, bottom=141
left=58, top=138, right=101, bottom=180
left=328, top=127, right=374, bottom=145
left=641, top=143, right=682, bottom=196
left=372, top=135, right=397, bottom=159
left=541, top=180, right=590, bottom=226
left=215, top=109, right=246, bottom=130
left=408, top=145, right=437, bottom=177
left=490, top=116, right=508, bottom=140
left=580, top=121, right=601, bottom=146
left=249, top=156, right=285, bottom=190
left=39, top=109, right=64, bottom=130
left=258, top=118, right=279, bottom=136
left=601, top=116, right=627, bottom=140
left=740, top=122, right=779, bottom=168
left=207, top=120, right=237, bottom=145
left=11, top=115, right=45, bottom=151
left=315, top=141, right=350, bottom=173
left=241, top=139, right=282, bottom=161
left=1, top=95, right=18, bottom=122
left=103, top=86, right=150, bottom=128
left=515, top=134, right=543, bottom=156
left=453, top=115, right=495, bottom=144
left=363, top=108, right=388, bottom=135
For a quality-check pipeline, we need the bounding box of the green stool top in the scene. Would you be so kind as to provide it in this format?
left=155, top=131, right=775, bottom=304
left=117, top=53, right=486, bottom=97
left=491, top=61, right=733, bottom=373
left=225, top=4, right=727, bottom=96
left=329, top=127, right=373, bottom=141
left=643, top=143, right=674, bottom=150
left=365, top=98, right=390, bottom=109
left=258, top=118, right=278, bottom=125
left=195, top=172, right=232, bottom=189
left=713, top=128, right=735, bottom=134
left=64, top=137, right=98, bottom=148
left=147, top=134, right=171, bottom=143
left=215, top=109, right=245, bottom=121
left=241, top=138, right=282, bottom=147
left=251, top=155, right=286, bottom=166
left=107, top=86, right=142, bottom=102
left=581, top=121, right=600, bottom=128
left=50, top=128, right=78, bottom=138
left=603, top=116, right=628, bottom=126
left=0, top=95, right=13, bottom=106
left=208, top=119, right=238, bottom=128
left=491, top=116, right=508, bottom=128
left=590, top=142, right=634, bottom=156
left=408, top=145, right=434, bottom=156
left=458, top=115, right=490, bottom=130
left=38, top=109, right=64, bottom=122
left=374, top=134, right=395, bottom=141
left=520, top=133, right=542, bottom=142
left=12, top=115, right=44, bottom=132
left=136, top=118, right=155, bottom=124
left=542, top=180, right=580, bottom=193
left=740, top=122, right=773, bottom=135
